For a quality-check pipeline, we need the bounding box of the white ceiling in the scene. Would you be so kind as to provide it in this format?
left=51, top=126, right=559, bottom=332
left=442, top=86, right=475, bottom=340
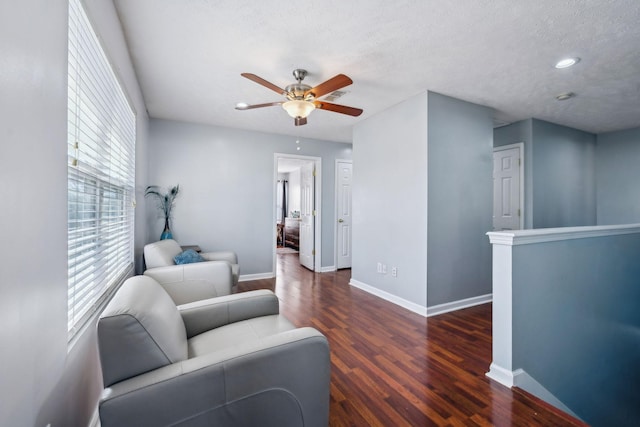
left=113, top=0, right=640, bottom=143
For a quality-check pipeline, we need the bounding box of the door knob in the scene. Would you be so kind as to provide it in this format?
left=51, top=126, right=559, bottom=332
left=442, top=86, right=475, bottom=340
left=338, top=219, right=344, bottom=223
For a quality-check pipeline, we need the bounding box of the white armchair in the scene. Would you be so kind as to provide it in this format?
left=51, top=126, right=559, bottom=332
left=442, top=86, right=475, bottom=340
left=97, top=275, right=330, bottom=427
left=144, top=239, right=240, bottom=302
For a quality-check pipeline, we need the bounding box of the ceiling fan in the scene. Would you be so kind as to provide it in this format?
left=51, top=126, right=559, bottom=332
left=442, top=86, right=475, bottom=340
left=236, top=69, right=363, bottom=126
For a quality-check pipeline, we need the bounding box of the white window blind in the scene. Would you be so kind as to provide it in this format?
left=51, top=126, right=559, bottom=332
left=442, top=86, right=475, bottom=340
left=67, top=0, right=136, bottom=339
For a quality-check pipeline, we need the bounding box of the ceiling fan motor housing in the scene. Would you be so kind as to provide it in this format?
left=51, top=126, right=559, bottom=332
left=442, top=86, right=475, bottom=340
left=285, top=83, right=313, bottom=100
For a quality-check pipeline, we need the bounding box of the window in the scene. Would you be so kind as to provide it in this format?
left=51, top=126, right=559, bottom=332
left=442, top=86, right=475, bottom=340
left=67, top=0, right=136, bottom=339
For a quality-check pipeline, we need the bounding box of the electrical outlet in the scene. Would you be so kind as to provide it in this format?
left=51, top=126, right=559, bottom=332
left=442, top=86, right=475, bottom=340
left=377, top=262, right=382, bottom=273
left=382, top=264, right=387, bottom=274
left=392, top=267, right=397, bottom=277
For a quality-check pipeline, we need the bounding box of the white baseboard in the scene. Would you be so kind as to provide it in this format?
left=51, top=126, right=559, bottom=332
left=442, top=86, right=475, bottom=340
left=426, top=293, right=492, bottom=317
left=239, top=268, right=338, bottom=280
left=238, top=272, right=275, bottom=282
left=349, top=279, right=428, bottom=317
left=486, top=363, right=522, bottom=387
left=349, top=279, right=492, bottom=319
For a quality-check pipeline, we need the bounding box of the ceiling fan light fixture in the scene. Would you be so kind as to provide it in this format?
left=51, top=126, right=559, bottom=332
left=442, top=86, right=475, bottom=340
left=282, top=100, right=316, bottom=118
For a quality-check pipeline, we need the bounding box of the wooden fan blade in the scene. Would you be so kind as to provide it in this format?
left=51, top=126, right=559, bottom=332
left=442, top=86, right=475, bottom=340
left=240, top=73, right=287, bottom=95
left=235, top=101, right=283, bottom=110
left=305, top=74, right=353, bottom=99
left=295, top=117, right=307, bottom=126
left=313, top=101, right=363, bottom=117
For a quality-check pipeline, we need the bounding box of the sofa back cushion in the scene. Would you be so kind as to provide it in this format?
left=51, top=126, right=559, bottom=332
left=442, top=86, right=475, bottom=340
left=97, top=275, right=188, bottom=387
left=144, top=239, right=183, bottom=268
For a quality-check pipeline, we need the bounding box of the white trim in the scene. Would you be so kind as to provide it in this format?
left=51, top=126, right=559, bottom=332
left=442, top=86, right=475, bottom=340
left=493, top=142, right=525, bottom=230
left=426, top=293, right=492, bottom=317
left=273, top=153, right=323, bottom=274
left=487, top=223, right=640, bottom=246
left=349, top=279, right=492, bottom=318
left=349, top=279, right=428, bottom=317
left=320, top=265, right=337, bottom=273
left=239, top=272, right=275, bottom=282
left=486, top=363, right=523, bottom=388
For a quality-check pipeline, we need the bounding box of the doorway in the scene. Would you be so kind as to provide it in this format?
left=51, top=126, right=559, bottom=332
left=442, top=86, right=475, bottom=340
left=493, top=143, right=524, bottom=230
left=274, top=154, right=322, bottom=274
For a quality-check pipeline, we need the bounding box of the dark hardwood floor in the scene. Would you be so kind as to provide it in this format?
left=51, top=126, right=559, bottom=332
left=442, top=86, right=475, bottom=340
left=239, top=254, right=587, bottom=427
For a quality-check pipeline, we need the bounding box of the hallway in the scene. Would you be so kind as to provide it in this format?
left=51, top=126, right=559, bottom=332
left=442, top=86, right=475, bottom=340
left=238, top=254, right=586, bottom=426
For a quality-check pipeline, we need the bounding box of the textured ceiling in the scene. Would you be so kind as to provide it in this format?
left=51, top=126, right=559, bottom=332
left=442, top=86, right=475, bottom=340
left=113, top=0, right=640, bottom=143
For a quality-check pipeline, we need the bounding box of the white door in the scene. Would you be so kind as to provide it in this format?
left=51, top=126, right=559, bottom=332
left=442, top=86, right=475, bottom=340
left=299, top=162, right=315, bottom=270
left=493, top=146, right=522, bottom=230
left=336, top=161, right=352, bottom=269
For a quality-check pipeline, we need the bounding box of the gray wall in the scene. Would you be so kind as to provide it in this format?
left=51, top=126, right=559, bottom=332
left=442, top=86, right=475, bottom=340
left=512, top=233, right=640, bottom=425
left=531, top=119, right=596, bottom=228
left=494, top=119, right=597, bottom=229
left=596, top=126, right=640, bottom=224
left=427, top=92, right=493, bottom=306
left=147, top=119, right=352, bottom=275
left=0, top=1, right=149, bottom=425
left=351, top=91, right=493, bottom=309
left=352, top=92, right=429, bottom=306
left=494, top=119, right=534, bottom=228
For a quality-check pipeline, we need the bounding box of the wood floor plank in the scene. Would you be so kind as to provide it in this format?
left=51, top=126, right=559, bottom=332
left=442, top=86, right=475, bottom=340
left=239, top=254, right=588, bottom=426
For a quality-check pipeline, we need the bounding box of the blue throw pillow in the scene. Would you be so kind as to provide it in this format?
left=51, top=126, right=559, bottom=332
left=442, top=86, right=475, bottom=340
left=174, top=249, right=205, bottom=265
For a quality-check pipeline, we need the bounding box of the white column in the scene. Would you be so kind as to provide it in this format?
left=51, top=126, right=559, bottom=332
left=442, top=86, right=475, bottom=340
left=485, top=232, right=518, bottom=387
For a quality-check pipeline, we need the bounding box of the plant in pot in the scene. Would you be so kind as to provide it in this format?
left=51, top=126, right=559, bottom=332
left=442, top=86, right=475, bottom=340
left=145, top=184, right=180, bottom=240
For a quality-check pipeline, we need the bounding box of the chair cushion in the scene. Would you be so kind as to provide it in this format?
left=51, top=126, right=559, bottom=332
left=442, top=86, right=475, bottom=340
left=187, top=315, right=296, bottom=358
left=97, top=276, right=188, bottom=387
left=174, top=249, right=205, bottom=265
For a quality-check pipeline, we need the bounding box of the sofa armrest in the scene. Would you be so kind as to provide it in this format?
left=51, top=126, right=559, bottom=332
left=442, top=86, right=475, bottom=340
left=99, top=328, right=330, bottom=427
left=143, top=261, right=233, bottom=305
left=201, top=250, right=238, bottom=265
left=178, top=289, right=279, bottom=338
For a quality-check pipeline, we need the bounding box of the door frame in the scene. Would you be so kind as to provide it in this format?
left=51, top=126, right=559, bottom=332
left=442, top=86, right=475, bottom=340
left=493, top=142, right=525, bottom=230
left=334, top=159, right=352, bottom=269
left=273, top=153, right=322, bottom=273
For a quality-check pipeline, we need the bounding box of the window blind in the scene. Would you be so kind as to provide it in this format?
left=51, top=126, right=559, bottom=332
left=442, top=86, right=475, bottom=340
left=67, top=0, right=136, bottom=339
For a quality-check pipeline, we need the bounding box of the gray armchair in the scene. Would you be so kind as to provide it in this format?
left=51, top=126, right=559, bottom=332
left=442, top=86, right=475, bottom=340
left=144, top=239, right=240, bottom=300
left=97, top=275, right=330, bottom=427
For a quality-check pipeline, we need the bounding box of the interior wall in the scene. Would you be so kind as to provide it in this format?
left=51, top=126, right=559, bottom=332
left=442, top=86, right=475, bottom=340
left=426, top=92, right=493, bottom=307
left=511, top=232, right=640, bottom=425
left=0, top=0, right=149, bottom=426
left=147, top=119, right=352, bottom=274
left=0, top=1, right=68, bottom=425
left=494, top=119, right=534, bottom=229
left=494, top=119, right=597, bottom=230
left=352, top=92, right=429, bottom=306
left=596, top=126, right=640, bottom=224
left=531, top=119, right=596, bottom=228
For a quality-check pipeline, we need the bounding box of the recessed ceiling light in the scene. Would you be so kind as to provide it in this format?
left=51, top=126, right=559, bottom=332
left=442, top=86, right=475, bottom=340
left=556, top=92, right=575, bottom=101
left=555, top=58, right=580, bottom=69
left=235, top=102, right=249, bottom=110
